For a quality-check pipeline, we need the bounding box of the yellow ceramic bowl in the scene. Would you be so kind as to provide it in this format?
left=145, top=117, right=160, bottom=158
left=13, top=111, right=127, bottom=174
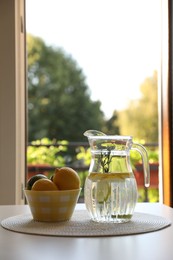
left=24, top=188, right=81, bottom=222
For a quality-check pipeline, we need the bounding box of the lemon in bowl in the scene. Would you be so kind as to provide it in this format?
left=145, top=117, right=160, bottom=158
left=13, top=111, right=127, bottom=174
left=52, top=167, right=81, bottom=190
left=24, top=168, right=81, bottom=222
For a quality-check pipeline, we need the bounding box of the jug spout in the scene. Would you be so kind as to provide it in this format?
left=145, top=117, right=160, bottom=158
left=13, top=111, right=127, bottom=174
left=84, top=129, right=106, bottom=137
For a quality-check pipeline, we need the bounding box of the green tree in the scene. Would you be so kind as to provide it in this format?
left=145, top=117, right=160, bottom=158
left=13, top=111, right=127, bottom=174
left=27, top=35, right=105, bottom=142
left=117, top=71, right=158, bottom=142
left=103, top=110, right=120, bottom=135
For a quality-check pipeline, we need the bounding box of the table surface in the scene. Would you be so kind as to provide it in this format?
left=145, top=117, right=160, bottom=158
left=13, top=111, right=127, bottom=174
left=0, top=203, right=173, bottom=260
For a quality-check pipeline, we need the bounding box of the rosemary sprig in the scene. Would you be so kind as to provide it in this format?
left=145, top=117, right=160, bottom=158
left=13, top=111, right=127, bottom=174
left=100, top=148, right=112, bottom=173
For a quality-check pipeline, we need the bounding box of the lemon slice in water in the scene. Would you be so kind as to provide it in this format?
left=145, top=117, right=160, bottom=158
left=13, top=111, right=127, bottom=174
left=96, top=181, right=110, bottom=203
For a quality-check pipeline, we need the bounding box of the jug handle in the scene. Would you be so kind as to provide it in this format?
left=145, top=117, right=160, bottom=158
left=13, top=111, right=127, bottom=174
left=132, top=143, right=150, bottom=187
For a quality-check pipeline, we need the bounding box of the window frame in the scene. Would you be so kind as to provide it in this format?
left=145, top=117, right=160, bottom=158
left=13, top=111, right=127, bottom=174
left=160, top=0, right=173, bottom=206
left=0, top=0, right=26, bottom=204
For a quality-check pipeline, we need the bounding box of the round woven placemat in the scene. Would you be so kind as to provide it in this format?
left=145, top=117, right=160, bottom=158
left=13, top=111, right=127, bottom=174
left=1, top=210, right=171, bottom=237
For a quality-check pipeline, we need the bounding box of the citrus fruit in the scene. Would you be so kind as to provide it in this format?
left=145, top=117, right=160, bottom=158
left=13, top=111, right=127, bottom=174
left=88, top=173, right=111, bottom=203
left=27, top=174, right=48, bottom=190
left=53, top=167, right=80, bottom=190
left=31, top=178, right=58, bottom=191
left=96, top=181, right=110, bottom=203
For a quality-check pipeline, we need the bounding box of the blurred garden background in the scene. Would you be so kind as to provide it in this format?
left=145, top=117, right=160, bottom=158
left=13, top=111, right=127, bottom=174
left=27, top=34, right=159, bottom=202
left=26, top=0, right=160, bottom=202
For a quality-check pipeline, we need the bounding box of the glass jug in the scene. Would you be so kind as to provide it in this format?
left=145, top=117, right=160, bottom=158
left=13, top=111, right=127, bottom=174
left=84, top=131, right=150, bottom=223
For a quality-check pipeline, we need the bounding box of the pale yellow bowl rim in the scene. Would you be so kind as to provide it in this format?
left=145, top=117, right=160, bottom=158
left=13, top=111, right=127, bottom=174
left=24, top=188, right=81, bottom=194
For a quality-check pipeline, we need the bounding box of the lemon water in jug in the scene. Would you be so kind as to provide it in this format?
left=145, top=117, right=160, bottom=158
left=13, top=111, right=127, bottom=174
left=84, top=130, right=150, bottom=223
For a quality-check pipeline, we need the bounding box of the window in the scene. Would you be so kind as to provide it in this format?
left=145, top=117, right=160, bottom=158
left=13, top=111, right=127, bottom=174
left=26, top=0, right=161, bottom=203
left=0, top=0, right=172, bottom=206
